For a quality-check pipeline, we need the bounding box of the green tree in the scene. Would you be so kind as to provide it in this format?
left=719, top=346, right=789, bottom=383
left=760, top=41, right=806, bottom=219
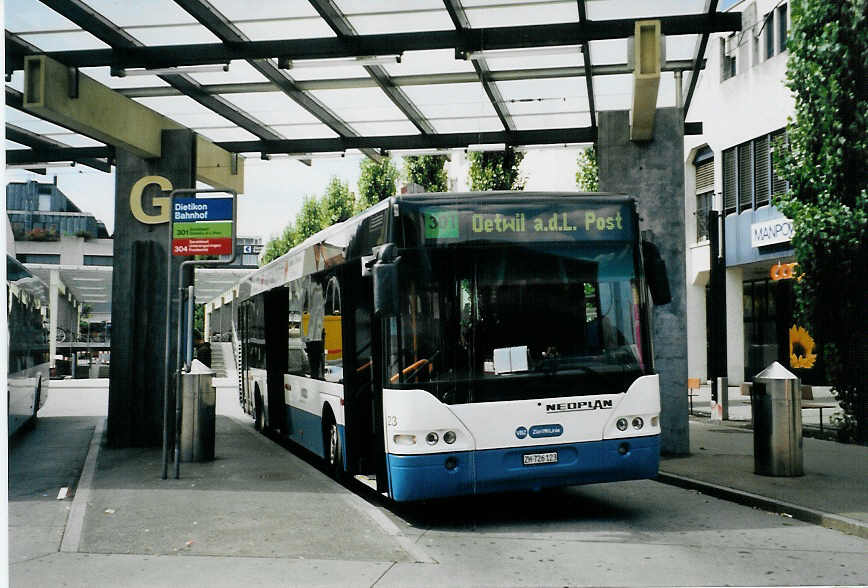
left=404, top=155, right=448, bottom=192
left=358, top=157, right=399, bottom=209
left=467, top=148, right=525, bottom=191
left=575, top=146, right=599, bottom=192
left=777, top=0, right=868, bottom=441
left=261, top=222, right=297, bottom=265
left=295, top=195, right=326, bottom=242
left=320, top=177, right=356, bottom=225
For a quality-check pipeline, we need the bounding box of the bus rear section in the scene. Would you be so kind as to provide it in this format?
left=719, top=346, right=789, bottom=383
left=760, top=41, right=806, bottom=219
left=375, top=195, right=665, bottom=501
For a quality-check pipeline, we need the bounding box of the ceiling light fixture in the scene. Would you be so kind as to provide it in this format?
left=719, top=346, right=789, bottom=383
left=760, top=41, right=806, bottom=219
left=465, top=143, right=506, bottom=153
left=278, top=55, right=401, bottom=70
left=115, top=63, right=231, bottom=77
left=465, top=45, right=581, bottom=61
left=7, top=161, right=76, bottom=169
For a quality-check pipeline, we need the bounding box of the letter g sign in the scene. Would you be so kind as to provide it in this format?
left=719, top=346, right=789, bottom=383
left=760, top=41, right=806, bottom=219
left=129, top=175, right=173, bottom=224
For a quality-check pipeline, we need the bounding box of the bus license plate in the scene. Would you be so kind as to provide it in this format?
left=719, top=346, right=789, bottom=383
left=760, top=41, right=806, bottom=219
left=523, top=452, right=558, bottom=466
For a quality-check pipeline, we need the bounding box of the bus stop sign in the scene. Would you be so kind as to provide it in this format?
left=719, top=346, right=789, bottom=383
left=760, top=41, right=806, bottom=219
left=171, top=197, right=234, bottom=256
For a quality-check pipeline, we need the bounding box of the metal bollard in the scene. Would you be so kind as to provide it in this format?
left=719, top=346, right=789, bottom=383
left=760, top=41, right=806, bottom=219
left=750, top=361, right=803, bottom=476
left=179, top=359, right=216, bottom=462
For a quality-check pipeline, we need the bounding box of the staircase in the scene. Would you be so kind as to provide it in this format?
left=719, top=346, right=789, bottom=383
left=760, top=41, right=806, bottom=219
left=209, top=342, right=236, bottom=379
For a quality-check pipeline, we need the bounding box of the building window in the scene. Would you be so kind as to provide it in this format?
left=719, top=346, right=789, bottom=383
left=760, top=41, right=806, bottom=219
left=777, top=4, right=788, bottom=54
left=723, top=147, right=737, bottom=214
left=694, top=148, right=714, bottom=243
left=764, top=13, right=775, bottom=59
left=83, top=255, right=113, bottom=266
left=17, top=253, right=60, bottom=264
left=737, top=143, right=753, bottom=212
left=722, top=129, right=787, bottom=215
left=721, top=35, right=737, bottom=80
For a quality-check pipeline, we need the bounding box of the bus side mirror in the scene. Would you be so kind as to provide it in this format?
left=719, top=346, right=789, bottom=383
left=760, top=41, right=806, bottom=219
left=373, top=243, right=400, bottom=316
left=642, top=241, right=672, bottom=305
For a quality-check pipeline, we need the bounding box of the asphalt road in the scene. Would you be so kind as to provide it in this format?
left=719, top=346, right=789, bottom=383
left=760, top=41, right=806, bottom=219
left=8, top=382, right=867, bottom=587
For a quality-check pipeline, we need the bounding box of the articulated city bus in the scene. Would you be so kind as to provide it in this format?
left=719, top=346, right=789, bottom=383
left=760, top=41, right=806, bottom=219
left=7, top=256, right=50, bottom=436
left=234, top=192, right=671, bottom=501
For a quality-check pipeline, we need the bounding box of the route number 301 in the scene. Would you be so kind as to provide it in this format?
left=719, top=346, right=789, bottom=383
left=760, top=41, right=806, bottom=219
left=386, top=416, right=398, bottom=427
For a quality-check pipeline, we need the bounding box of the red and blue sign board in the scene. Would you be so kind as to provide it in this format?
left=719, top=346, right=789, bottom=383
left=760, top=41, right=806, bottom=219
left=171, top=197, right=234, bottom=256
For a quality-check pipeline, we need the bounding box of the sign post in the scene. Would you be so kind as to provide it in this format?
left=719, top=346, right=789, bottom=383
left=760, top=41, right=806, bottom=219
left=162, top=189, right=237, bottom=480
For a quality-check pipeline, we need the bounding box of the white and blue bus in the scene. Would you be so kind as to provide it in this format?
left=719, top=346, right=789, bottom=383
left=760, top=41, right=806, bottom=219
left=233, top=192, right=671, bottom=501
left=7, top=255, right=50, bottom=436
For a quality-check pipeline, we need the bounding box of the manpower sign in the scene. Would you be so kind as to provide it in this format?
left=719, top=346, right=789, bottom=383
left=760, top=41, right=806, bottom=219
left=751, top=216, right=794, bottom=247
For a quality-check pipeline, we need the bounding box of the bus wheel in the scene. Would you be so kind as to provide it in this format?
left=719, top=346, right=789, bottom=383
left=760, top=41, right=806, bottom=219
left=254, top=391, right=263, bottom=432
left=323, top=414, right=343, bottom=480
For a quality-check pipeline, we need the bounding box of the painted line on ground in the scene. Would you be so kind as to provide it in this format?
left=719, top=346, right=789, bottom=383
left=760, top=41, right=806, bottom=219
left=656, top=471, right=868, bottom=540
left=60, top=417, right=105, bottom=553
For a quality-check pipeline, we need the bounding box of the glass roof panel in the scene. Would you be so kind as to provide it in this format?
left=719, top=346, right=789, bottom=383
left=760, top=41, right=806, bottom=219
left=5, top=0, right=88, bottom=31
left=268, top=124, right=341, bottom=140
left=16, top=31, right=109, bottom=51
left=217, top=93, right=324, bottom=126
left=285, top=64, right=373, bottom=82
left=428, top=116, right=504, bottom=134
left=481, top=49, right=584, bottom=72
left=587, top=39, right=629, bottom=66
left=34, top=133, right=105, bottom=148
left=7, top=140, right=28, bottom=150
left=666, top=35, right=699, bottom=61
left=80, top=67, right=171, bottom=90
left=400, top=83, right=499, bottom=119
left=512, top=112, right=592, bottom=130
left=193, top=127, right=260, bottom=143
left=6, top=107, right=86, bottom=137
left=133, top=95, right=243, bottom=128
left=83, top=0, right=200, bottom=27
left=309, top=87, right=412, bottom=124
left=209, top=0, right=333, bottom=40
left=586, top=0, right=708, bottom=20
left=349, top=120, right=421, bottom=136
left=591, top=74, right=633, bottom=111
left=462, top=0, right=578, bottom=27
left=341, top=2, right=454, bottom=34
left=123, top=23, right=222, bottom=45
left=494, top=78, right=588, bottom=115
left=383, top=49, right=476, bottom=77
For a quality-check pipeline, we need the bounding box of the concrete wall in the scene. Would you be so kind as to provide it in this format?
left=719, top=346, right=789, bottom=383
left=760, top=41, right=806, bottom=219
left=598, top=108, right=689, bottom=456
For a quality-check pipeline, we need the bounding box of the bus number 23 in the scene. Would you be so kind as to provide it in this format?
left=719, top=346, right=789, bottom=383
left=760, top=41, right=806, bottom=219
left=387, top=416, right=398, bottom=427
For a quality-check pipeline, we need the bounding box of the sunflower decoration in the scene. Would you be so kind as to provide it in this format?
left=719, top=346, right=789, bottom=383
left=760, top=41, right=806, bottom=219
left=789, top=325, right=817, bottom=369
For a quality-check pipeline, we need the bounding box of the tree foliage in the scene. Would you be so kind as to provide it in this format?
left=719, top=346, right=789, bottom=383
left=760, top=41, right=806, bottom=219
left=575, top=146, right=599, bottom=192
left=404, top=155, right=448, bottom=192
left=320, top=177, right=356, bottom=226
left=467, top=148, right=525, bottom=191
left=260, top=221, right=297, bottom=265
left=358, top=157, right=399, bottom=209
left=777, top=0, right=868, bottom=441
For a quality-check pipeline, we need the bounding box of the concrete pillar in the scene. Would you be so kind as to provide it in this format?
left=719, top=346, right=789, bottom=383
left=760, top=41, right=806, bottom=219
left=108, top=129, right=195, bottom=447
left=598, top=108, right=689, bottom=455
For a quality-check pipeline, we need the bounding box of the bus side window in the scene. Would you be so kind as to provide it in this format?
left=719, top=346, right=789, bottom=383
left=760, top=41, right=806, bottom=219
left=324, top=275, right=343, bottom=383
left=287, top=280, right=308, bottom=375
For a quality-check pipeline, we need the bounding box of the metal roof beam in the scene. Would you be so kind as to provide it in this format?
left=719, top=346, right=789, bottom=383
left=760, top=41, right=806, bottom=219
left=310, top=0, right=436, bottom=135
left=7, top=145, right=115, bottom=165
left=443, top=0, right=515, bottom=132
left=115, top=59, right=702, bottom=97
left=6, top=123, right=113, bottom=171
left=577, top=0, right=597, bottom=132
left=683, top=0, right=722, bottom=118
left=6, top=12, right=743, bottom=71
left=173, top=0, right=381, bottom=162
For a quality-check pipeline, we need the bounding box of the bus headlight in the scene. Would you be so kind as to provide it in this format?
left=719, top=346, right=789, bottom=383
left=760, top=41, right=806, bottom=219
left=425, top=432, right=439, bottom=445
left=393, top=434, right=416, bottom=445
left=616, top=418, right=629, bottom=431
left=443, top=431, right=456, bottom=444
left=632, top=417, right=644, bottom=430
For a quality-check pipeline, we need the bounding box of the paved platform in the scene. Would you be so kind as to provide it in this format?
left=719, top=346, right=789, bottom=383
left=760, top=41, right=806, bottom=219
left=8, top=379, right=867, bottom=586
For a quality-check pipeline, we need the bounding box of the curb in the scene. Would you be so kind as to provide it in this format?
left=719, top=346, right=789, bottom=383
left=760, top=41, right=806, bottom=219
left=656, top=470, right=868, bottom=540
left=60, top=417, right=106, bottom=553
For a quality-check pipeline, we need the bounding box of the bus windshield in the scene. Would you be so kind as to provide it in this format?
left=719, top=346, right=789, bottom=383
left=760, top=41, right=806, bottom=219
left=385, top=241, right=645, bottom=404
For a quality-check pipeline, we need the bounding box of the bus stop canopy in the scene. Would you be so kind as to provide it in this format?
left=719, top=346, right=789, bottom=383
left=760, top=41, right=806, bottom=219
left=6, top=0, right=740, bottom=168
